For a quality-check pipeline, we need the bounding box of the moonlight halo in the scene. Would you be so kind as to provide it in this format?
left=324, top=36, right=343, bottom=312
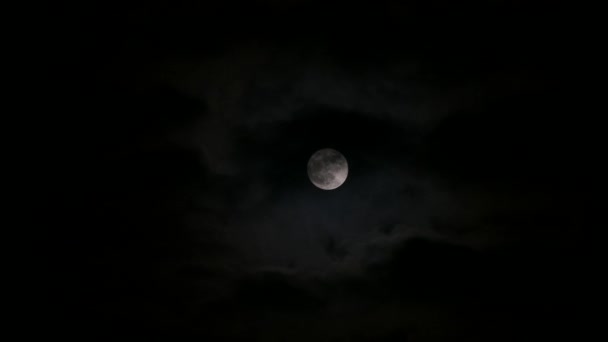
left=307, top=148, right=348, bottom=190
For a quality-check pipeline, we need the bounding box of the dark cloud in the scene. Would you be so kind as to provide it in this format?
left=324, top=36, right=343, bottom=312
left=49, top=0, right=597, bottom=340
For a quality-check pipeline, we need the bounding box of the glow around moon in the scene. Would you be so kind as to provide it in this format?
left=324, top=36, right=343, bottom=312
left=307, top=148, right=348, bottom=190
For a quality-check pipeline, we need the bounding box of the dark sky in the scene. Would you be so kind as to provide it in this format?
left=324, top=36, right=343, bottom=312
left=48, top=1, right=600, bottom=341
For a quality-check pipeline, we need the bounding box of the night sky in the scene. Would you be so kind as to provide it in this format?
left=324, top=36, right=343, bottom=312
left=48, top=1, right=600, bottom=340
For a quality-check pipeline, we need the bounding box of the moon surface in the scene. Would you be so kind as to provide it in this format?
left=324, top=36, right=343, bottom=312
left=307, top=148, right=348, bottom=190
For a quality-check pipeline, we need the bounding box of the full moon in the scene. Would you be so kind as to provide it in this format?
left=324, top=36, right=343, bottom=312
left=307, top=148, right=348, bottom=190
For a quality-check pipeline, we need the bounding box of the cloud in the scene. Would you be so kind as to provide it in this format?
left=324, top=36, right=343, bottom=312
left=189, top=234, right=590, bottom=341
left=55, top=1, right=595, bottom=340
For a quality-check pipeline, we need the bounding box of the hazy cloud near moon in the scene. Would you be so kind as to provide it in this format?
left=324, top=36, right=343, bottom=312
left=165, top=44, right=486, bottom=166
left=147, top=43, right=557, bottom=276
left=56, top=2, right=596, bottom=340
